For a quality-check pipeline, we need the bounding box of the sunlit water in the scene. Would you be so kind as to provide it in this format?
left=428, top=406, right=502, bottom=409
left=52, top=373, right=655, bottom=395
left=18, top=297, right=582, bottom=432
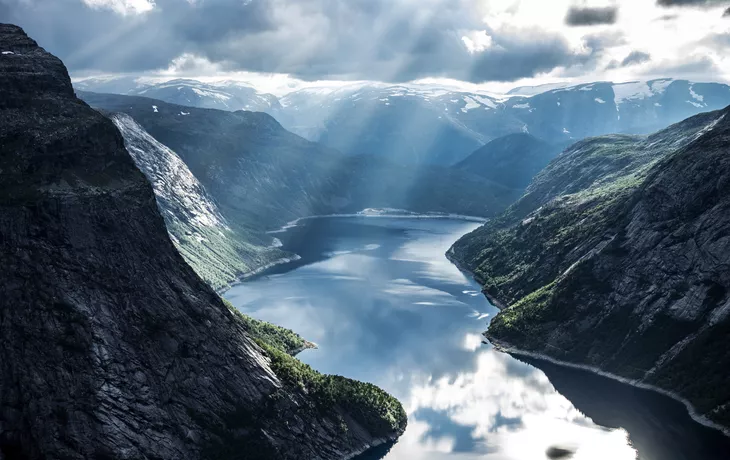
left=224, top=217, right=730, bottom=460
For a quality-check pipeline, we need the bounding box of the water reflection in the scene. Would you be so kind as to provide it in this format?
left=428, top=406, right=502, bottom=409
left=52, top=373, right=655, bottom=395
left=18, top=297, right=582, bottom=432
left=224, top=217, right=729, bottom=460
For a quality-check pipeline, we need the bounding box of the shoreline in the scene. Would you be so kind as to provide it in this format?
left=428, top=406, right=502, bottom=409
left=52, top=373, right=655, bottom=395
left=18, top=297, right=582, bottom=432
left=488, top=337, right=730, bottom=438
left=220, top=210, right=487, bottom=295
left=215, top=255, right=302, bottom=295
left=266, top=209, right=488, bottom=234
left=444, top=245, right=730, bottom=439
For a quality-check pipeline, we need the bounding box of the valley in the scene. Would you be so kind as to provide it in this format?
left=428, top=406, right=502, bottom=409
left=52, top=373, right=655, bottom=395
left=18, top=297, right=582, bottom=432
left=3, top=6, right=730, bottom=459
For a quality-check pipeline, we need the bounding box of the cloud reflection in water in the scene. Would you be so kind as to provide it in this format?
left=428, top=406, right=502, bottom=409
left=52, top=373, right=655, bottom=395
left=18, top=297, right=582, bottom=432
left=225, top=218, right=637, bottom=460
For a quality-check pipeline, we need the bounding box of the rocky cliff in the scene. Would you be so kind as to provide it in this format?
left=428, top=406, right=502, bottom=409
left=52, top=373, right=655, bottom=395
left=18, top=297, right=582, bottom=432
left=0, top=23, right=405, bottom=459
left=449, top=106, right=730, bottom=429
left=108, top=112, right=288, bottom=290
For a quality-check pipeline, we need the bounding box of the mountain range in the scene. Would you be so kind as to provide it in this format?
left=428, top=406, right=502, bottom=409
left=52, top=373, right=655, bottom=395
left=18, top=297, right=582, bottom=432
left=78, top=91, right=522, bottom=290
left=74, top=76, right=730, bottom=165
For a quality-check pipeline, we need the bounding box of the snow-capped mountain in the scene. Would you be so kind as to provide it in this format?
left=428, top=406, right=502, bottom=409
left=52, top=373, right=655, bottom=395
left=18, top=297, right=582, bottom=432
left=77, top=76, right=730, bottom=166
left=75, top=76, right=281, bottom=112
left=278, top=78, right=730, bottom=164
left=275, top=83, right=516, bottom=165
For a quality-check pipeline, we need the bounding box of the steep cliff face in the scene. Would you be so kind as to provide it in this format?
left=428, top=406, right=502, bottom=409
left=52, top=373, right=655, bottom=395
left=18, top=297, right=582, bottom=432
left=449, top=106, right=730, bottom=428
left=109, top=112, right=288, bottom=290
left=0, top=23, right=405, bottom=459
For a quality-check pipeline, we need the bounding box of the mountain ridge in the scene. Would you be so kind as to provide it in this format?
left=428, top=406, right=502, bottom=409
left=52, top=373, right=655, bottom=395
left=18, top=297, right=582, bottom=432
left=448, top=104, right=730, bottom=429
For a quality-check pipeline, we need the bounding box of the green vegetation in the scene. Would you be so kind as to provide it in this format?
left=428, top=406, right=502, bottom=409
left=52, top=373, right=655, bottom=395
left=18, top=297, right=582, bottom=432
left=223, top=299, right=311, bottom=355
left=166, top=219, right=286, bottom=291
left=255, top=338, right=407, bottom=436
left=220, top=298, right=406, bottom=436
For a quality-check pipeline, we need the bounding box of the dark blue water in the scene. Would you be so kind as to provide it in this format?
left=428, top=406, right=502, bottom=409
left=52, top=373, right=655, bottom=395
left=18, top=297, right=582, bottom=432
left=224, top=217, right=730, bottom=460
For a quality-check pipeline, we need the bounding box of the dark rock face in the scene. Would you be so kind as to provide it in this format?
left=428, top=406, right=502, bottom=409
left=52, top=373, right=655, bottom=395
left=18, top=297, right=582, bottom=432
left=0, top=23, right=404, bottom=459
left=449, top=106, right=730, bottom=429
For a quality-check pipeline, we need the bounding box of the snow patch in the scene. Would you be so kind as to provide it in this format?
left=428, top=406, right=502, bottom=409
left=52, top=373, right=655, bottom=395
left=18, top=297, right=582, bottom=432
left=2, top=51, right=14, bottom=55
left=180, top=111, right=190, bottom=116
left=595, top=98, right=606, bottom=104
left=513, top=103, right=531, bottom=109
left=461, top=96, right=480, bottom=112
left=473, top=95, right=497, bottom=109
left=152, top=105, right=158, bottom=113
left=689, top=85, right=705, bottom=103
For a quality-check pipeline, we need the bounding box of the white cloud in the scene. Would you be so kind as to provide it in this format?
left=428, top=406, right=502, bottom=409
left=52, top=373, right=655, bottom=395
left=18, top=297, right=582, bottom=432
left=81, top=0, right=155, bottom=15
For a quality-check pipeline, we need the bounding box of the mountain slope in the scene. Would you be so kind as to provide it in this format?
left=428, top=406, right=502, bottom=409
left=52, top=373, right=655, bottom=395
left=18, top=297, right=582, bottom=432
left=0, top=23, right=405, bottom=459
left=455, top=133, right=563, bottom=189
left=109, top=112, right=289, bottom=290
left=448, top=106, right=730, bottom=429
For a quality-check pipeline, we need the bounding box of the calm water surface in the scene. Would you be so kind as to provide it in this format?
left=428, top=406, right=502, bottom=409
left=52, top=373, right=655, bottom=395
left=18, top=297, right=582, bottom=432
left=224, top=217, right=730, bottom=460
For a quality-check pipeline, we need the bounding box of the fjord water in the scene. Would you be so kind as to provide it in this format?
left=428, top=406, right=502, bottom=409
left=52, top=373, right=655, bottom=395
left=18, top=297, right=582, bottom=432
left=224, top=217, right=730, bottom=460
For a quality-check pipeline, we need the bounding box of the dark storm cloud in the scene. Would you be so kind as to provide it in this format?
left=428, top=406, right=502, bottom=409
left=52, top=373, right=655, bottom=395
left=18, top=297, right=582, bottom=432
left=2, top=0, right=599, bottom=83
left=565, top=6, right=618, bottom=26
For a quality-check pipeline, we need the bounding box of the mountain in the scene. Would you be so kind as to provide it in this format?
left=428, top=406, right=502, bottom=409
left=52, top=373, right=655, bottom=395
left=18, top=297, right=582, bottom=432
left=276, top=84, right=509, bottom=165
left=455, top=133, right=564, bottom=189
left=108, top=112, right=290, bottom=290
left=74, top=77, right=281, bottom=113
left=78, top=91, right=521, bottom=289
left=0, top=23, right=406, bottom=459
left=448, top=106, right=730, bottom=429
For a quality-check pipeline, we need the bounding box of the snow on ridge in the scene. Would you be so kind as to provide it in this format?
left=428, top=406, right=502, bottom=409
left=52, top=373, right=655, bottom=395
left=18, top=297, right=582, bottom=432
left=613, top=79, right=673, bottom=105
left=191, top=87, right=232, bottom=101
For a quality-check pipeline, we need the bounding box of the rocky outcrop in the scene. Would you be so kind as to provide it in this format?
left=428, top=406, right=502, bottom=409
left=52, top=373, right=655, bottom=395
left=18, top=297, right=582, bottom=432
left=0, top=23, right=405, bottom=459
left=449, top=106, right=730, bottom=429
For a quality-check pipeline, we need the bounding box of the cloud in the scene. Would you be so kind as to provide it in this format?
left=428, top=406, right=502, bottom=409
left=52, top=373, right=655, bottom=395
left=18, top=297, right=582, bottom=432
left=657, top=0, right=730, bottom=7
left=621, top=50, right=651, bottom=66
left=82, top=0, right=155, bottom=15
left=641, top=54, right=721, bottom=78
left=2, top=0, right=729, bottom=85
left=565, top=6, right=618, bottom=26
left=2, top=0, right=599, bottom=83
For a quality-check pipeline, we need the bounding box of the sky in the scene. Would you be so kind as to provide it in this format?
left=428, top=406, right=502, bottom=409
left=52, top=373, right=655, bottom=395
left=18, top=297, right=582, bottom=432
left=2, top=0, right=730, bottom=94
